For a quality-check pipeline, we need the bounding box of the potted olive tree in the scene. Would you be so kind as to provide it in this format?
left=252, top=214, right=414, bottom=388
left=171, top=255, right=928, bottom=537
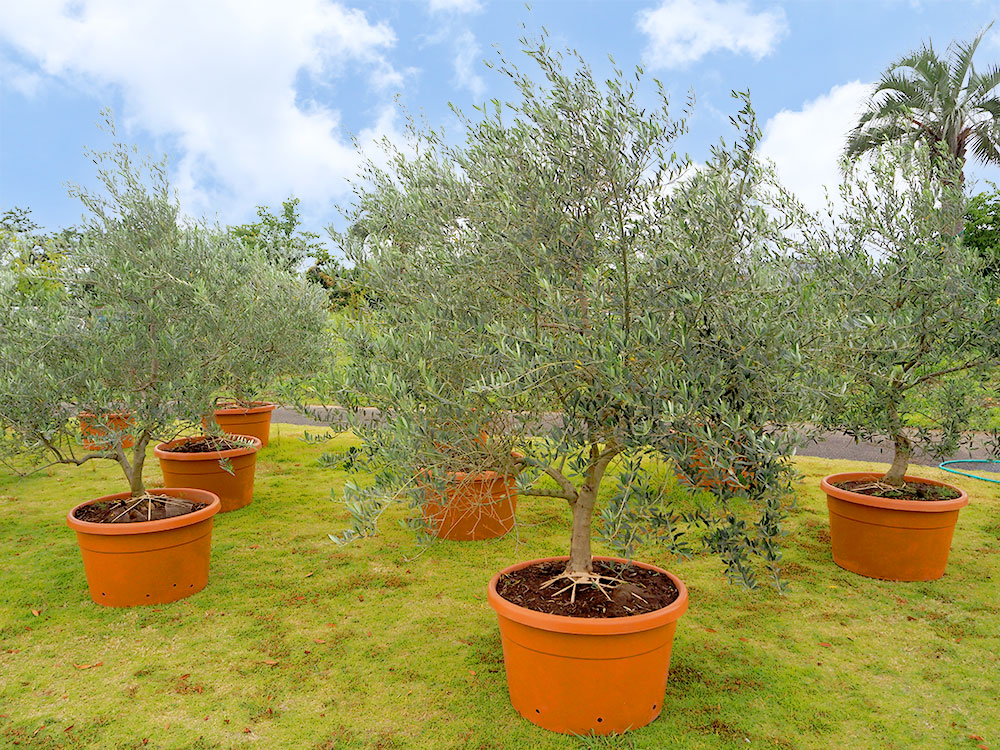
left=324, top=40, right=818, bottom=735
left=159, top=244, right=329, bottom=507
left=811, top=142, right=1000, bottom=581
left=207, top=198, right=330, bottom=447
left=0, top=122, right=328, bottom=605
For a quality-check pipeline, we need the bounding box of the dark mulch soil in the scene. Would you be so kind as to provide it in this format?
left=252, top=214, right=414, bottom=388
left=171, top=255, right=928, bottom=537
left=215, top=400, right=267, bottom=410
left=163, top=436, right=246, bottom=453
left=74, top=494, right=207, bottom=523
left=495, top=559, right=679, bottom=618
left=834, top=479, right=961, bottom=501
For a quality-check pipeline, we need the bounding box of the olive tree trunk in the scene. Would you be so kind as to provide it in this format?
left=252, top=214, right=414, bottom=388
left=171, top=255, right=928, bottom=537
left=118, top=434, right=150, bottom=498
left=882, top=432, right=912, bottom=487
left=564, top=442, right=618, bottom=576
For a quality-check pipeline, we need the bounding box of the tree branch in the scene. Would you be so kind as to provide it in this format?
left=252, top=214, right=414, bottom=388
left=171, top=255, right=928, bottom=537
left=519, top=455, right=578, bottom=501
left=904, top=358, right=989, bottom=390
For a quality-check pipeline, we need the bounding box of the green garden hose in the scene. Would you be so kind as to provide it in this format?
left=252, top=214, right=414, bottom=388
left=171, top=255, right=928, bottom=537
left=938, top=459, right=1000, bottom=484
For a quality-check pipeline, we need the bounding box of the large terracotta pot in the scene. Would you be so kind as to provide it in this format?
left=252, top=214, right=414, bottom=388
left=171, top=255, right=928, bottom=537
left=822, top=472, right=968, bottom=581
left=66, top=487, right=220, bottom=607
left=211, top=402, right=276, bottom=447
left=421, top=469, right=517, bottom=541
left=155, top=435, right=262, bottom=513
left=78, top=411, right=134, bottom=451
left=487, top=556, right=689, bottom=735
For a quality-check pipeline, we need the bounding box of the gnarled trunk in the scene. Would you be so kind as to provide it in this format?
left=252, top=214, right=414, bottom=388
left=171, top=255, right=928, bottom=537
left=882, top=432, right=912, bottom=487
left=121, top=434, right=150, bottom=498
left=565, top=490, right=596, bottom=575
left=564, top=441, right=618, bottom=576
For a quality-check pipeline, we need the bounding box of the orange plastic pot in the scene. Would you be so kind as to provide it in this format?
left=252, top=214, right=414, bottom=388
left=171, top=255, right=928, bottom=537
left=487, top=556, right=689, bottom=735
left=78, top=411, right=134, bottom=451
left=676, top=437, right=754, bottom=492
left=211, top=402, right=276, bottom=447
left=66, top=487, right=220, bottom=607
left=155, top=435, right=262, bottom=513
left=822, top=472, right=968, bottom=581
left=420, top=469, right=517, bottom=541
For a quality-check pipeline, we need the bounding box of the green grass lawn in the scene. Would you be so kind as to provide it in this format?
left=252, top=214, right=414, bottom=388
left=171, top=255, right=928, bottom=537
left=1, top=424, right=998, bottom=749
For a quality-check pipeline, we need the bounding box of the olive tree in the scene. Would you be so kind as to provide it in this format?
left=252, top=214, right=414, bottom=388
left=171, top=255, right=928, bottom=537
left=0, top=124, right=329, bottom=498
left=809, top=142, right=1000, bottom=486
left=323, top=41, right=821, bottom=589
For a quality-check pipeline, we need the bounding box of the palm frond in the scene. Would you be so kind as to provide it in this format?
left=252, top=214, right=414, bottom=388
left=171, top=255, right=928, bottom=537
left=948, top=26, right=987, bottom=97
left=900, top=46, right=948, bottom=91
left=974, top=97, right=1000, bottom=119
left=874, top=71, right=932, bottom=105
left=968, top=63, right=1000, bottom=101
left=968, top=123, right=1000, bottom=166
left=844, top=121, right=912, bottom=160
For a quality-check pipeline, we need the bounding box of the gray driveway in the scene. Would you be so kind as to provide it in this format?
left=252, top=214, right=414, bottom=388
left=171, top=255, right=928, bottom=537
left=274, top=406, right=996, bottom=468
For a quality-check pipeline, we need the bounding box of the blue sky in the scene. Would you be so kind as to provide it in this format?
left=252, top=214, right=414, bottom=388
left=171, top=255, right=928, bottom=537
left=2, top=0, right=1000, bottom=240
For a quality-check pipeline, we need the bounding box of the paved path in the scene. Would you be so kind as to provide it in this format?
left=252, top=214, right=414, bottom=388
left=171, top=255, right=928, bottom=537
left=273, top=407, right=997, bottom=468
left=794, top=431, right=994, bottom=468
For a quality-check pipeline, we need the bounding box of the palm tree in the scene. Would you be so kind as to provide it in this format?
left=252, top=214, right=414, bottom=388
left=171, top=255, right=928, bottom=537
left=846, top=25, right=1000, bottom=202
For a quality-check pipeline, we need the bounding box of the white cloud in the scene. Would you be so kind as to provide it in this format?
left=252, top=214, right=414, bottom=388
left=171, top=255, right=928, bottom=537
left=760, top=81, right=873, bottom=214
left=0, top=57, right=42, bottom=97
left=637, top=0, right=787, bottom=68
left=427, top=0, right=481, bottom=13
left=452, top=30, right=485, bottom=99
left=0, top=0, right=405, bottom=221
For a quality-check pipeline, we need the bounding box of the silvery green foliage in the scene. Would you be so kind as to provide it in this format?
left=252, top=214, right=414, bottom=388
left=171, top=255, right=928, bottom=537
left=809, top=143, right=1000, bottom=483
left=320, top=40, right=822, bottom=589
left=218, top=196, right=331, bottom=408
left=0, top=119, right=329, bottom=496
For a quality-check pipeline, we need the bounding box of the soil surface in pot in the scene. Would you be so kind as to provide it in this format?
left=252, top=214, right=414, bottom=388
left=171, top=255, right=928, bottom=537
left=215, top=400, right=269, bottom=409
left=496, top=560, right=679, bottom=618
left=833, top=479, right=960, bottom=501
left=73, top=494, right=207, bottom=523
left=162, top=436, right=250, bottom=453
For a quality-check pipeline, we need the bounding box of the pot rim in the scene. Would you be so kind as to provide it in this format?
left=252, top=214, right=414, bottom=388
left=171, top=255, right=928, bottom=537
left=154, top=434, right=262, bottom=461
left=78, top=411, right=133, bottom=420
left=213, top=402, right=276, bottom=416
left=821, top=471, right=969, bottom=513
left=66, top=487, right=221, bottom=536
left=420, top=451, right=524, bottom=483
left=487, top=555, right=689, bottom=635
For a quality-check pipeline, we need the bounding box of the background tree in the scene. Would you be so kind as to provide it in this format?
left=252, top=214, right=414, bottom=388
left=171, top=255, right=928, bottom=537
left=811, top=142, right=1000, bottom=487
left=0, top=207, right=82, bottom=297
left=320, top=40, right=822, bottom=590
left=845, top=25, right=1000, bottom=231
left=231, top=196, right=325, bottom=272
left=964, top=187, right=1000, bottom=275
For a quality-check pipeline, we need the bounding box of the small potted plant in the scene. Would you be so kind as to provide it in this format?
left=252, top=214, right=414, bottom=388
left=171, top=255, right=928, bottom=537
left=0, top=118, right=329, bottom=603
left=810, top=142, right=1000, bottom=581
left=324, top=42, right=815, bottom=735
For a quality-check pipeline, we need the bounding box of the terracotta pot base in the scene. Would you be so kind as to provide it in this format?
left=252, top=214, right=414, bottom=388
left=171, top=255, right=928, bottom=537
left=422, top=471, right=517, bottom=540
left=211, top=402, right=276, bottom=447
left=67, top=487, right=220, bottom=607
left=487, top=556, right=688, bottom=735
left=822, top=472, right=968, bottom=581
left=155, top=436, right=262, bottom=512
left=78, top=411, right=134, bottom=451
